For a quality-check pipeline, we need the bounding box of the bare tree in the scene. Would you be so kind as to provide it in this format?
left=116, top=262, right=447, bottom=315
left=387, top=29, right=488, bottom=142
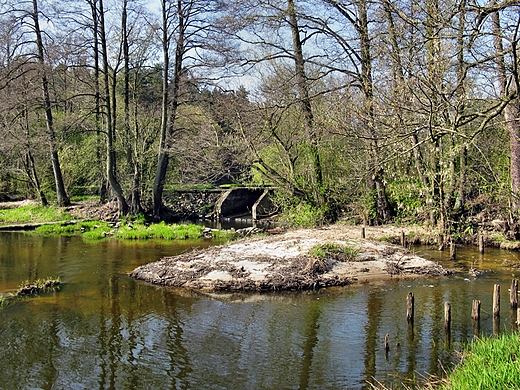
left=153, top=0, right=224, bottom=218
left=31, top=0, right=70, bottom=206
left=491, top=0, right=520, bottom=215
left=98, top=0, right=129, bottom=214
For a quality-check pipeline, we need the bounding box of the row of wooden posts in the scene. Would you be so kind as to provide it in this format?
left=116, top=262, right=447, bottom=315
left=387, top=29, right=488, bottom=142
left=359, top=227, right=518, bottom=350
left=383, top=281, right=520, bottom=352
left=407, top=280, right=520, bottom=326
left=360, top=227, right=487, bottom=260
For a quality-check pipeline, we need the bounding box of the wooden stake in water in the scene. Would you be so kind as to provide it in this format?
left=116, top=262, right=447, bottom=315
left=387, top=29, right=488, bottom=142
left=406, top=292, right=414, bottom=323
left=511, top=279, right=518, bottom=310
left=478, top=234, right=485, bottom=254
left=400, top=231, right=406, bottom=247
left=438, top=234, right=444, bottom=251
left=450, top=241, right=456, bottom=260
left=384, top=333, right=389, bottom=353
left=444, top=302, right=451, bottom=330
left=472, top=299, right=481, bottom=322
left=493, top=284, right=500, bottom=318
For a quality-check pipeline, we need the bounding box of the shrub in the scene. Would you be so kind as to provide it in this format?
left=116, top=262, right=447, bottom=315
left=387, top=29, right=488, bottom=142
left=280, top=202, right=328, bottom=228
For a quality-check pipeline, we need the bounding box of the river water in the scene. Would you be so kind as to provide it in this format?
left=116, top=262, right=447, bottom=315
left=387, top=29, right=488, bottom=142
left=0, top=231, right=519, bottom=389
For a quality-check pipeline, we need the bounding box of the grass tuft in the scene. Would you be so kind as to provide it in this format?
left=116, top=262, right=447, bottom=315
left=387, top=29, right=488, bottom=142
left=309, top=242, right=359, bottom=262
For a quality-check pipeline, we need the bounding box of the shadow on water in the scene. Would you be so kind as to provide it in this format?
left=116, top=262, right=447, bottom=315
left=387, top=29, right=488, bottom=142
left=1, top=232, right=520, bottom=389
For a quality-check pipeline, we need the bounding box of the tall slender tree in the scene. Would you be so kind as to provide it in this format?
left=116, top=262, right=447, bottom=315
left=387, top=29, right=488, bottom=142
left=98, top=0, right=129, bottom=214
left=31, top=0, right=70, bottom=206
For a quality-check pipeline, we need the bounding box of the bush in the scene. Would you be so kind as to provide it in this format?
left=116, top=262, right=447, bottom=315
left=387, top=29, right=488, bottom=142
left=280, top=201, right=328, bottom=228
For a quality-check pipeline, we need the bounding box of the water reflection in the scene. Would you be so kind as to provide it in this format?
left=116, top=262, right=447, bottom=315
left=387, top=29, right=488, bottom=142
left=1, top=233, right=520, bottom=389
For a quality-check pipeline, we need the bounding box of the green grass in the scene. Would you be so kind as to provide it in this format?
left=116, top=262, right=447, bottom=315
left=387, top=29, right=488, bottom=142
left=211, top=229, right=238, bottom=241
left=438, top=333, right=520, bottom=390
left=35, top=221, right=111, bottom=237
left=0, top=205, right=73, bottom=224
left=309, top=242, right=359, bottom=261
left=115, top=222, right=204, bottom=240
left=36, top=220, right=207, bottom=241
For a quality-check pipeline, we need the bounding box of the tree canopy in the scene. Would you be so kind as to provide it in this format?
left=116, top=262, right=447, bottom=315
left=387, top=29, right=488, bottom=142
left=0, top=0, right=519, bottom=235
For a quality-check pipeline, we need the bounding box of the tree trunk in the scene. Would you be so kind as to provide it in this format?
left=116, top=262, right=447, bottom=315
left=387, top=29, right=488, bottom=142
left=358, top=0, right=392, bottom=222
left=287, top=0, right=324, bottom=206
left=32, top=0, right=70, bottom=207
left=492, top=5, right=520, bottom=215
left=88, top=0, right=108, bottom=202
left=130, top=77, right=143, bottom=214
left=99, top=0, right=128, bottom=214
left=153, top=0, right=185, bottom=219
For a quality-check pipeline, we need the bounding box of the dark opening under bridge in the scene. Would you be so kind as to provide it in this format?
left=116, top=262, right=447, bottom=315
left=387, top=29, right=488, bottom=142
left=173, top=187, right=278, bottom=220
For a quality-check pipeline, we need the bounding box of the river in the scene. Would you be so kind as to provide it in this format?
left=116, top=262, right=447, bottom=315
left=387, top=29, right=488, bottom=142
left=0, top=231, right=519, bottom=389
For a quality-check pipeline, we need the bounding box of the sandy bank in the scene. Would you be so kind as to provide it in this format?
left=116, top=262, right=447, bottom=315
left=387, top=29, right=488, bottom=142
left=130, top=224, right=450, bottom=292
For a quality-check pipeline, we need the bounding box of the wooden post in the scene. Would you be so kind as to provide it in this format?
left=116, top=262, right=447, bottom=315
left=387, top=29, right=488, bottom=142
left=361, top=226, right=366, bottom=239
left=450, top=241, right=456, bottom=260
left=400, top=231, right=406, bottom=247
left=438, top=234, right=444, bottom=251
left=511, top=279, right=518, bottom=310
left=478, top=234, right=485, bottom=254
left=472, top=299, right=481, bottom=322
left=384, top=333, right=389, bottom=352
left=493, top=284, right=500, bottom=318
left=406, top=292, right=414, bottom=323
left=444, top=302, right=451, bottom=330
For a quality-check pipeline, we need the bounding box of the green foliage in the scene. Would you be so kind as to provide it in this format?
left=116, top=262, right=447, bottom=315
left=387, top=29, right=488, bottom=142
left=0, top=205, right=73, bottom=224
left=309, top=242, right=359, bottom=261
left=439, top=333, right=520, bottom=390
left=0, top=294, right=8, bottom=309
left=387, top=180, right=425, bottom=223
left=279, top=201, right=328, bottom=228
left=69, top=194, right=98, bottom=202
left=361, top=190, right=378, bottom=222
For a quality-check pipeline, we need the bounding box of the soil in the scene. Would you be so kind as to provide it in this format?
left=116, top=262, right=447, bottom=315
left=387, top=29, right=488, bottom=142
left=130, top=224, right=450, bottom=292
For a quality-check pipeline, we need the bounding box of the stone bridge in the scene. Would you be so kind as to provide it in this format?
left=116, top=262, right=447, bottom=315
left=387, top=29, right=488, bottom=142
left=213, top=187, right=277, bottom=220
left=172, top=187, right=277, bottom=220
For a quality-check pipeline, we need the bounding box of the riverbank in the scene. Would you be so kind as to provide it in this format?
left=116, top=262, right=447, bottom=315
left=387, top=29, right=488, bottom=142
left=130, top=224, right=450, bottom=291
